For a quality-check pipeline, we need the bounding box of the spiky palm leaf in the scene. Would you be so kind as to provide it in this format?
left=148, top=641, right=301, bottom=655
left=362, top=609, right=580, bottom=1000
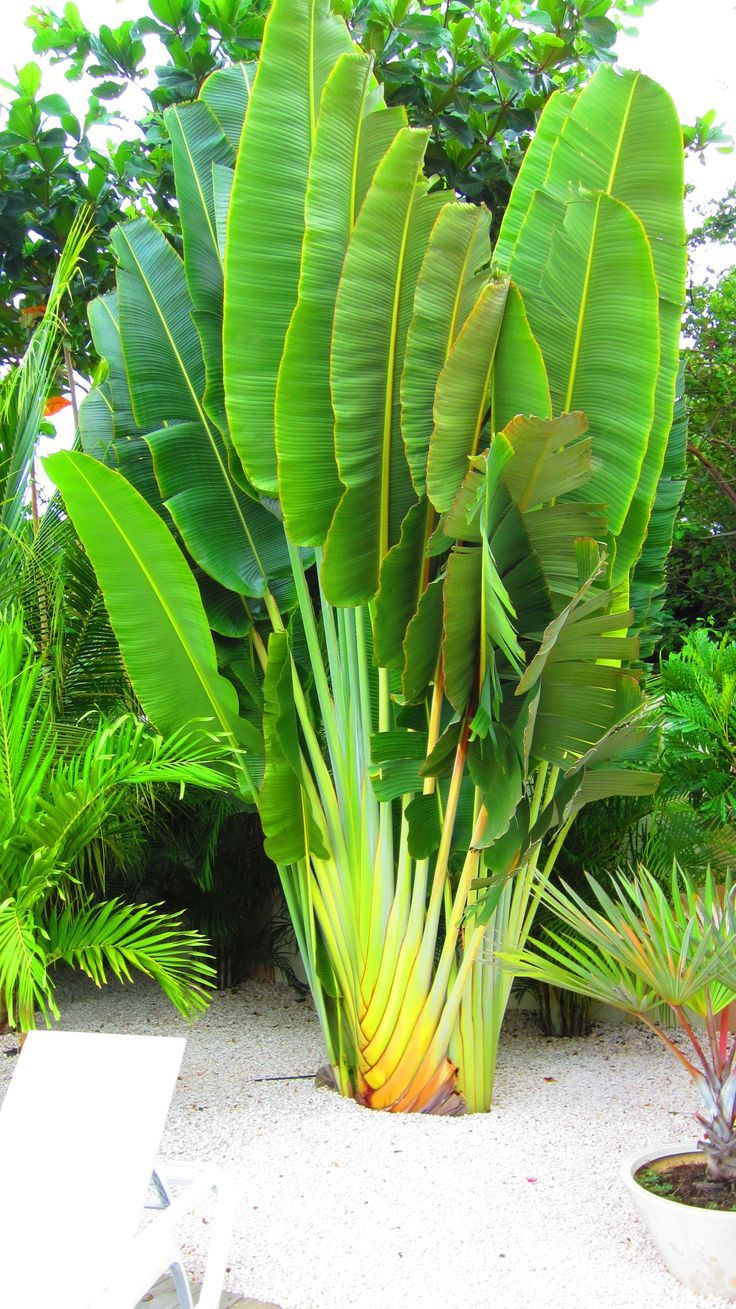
left=0, top=610, right=226, bottom=1029
left=654, top=629, right=736, bottom=822
left=499, top=864, right=736, bottom=1182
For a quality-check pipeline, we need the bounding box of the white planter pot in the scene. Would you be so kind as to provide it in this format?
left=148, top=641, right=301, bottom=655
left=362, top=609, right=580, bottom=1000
left=622, top=1142, right=736, bottom=1300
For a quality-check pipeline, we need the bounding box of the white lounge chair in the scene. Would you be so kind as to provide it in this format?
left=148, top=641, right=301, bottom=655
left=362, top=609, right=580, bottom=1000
left=0, top=1029, right=233, bottom=1309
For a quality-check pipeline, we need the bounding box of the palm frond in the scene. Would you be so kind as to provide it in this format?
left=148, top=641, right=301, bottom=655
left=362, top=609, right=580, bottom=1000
left=45, top=897, right=215, bottom=1020
left=0, top=897, right=55, bottom=1028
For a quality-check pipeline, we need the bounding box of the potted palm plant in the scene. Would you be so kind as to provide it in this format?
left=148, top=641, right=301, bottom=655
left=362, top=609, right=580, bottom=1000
left=499, top=865, right=736, bottom=1300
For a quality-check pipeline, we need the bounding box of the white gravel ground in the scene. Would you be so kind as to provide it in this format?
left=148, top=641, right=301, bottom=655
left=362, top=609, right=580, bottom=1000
left=1, top=975, right=729, bottom=1309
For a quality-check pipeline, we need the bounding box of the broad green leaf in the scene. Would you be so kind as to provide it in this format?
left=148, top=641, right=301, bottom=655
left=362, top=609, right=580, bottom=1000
left=165, top=100, right=233, bottom=312
left=355, top=104, right=409, bottom=210
left=544, top=67, right=687, bottom=581
left=630, top=364, right=687, bottom=646
left=426, top=276, right=509, bottom=514
left=165, top=103, right=234, bottom=438
left=369, top=728, right=427, bottom=800
left=467, top=731, right=523, bottom=845
left=501, top=411, right=590, bottom=511
left=490, top=283, right=551, bottom=432
left=223, top=0, right=353, bottom=494
left=402, top=573, right=444, bottom=702
left=87, top=292, right=146, bottom=439
left=402, top=203, right=491, bottom=497
left=562, top=766, right=661, bottom=820
left=321, top=127, right=438, bottom=604
left=515, top=579, right=642, bottom=766
left=112, top=219, right=279, bottom=595
left=84, top=294, right=163, bottom=511
left=442, top=545, right=481, bottom=713
left=405, top=792, right=441, bottom=859
left=212, top=164, right=233, bottom=260
left=276, top=52, right=402, bottom=546
left=508, top=191, right=659, bottom=538
left=44, top=451, right=248, bottom=756
left=198, top=572, right=253, bottom=638
left=146, top=421, right=290, bottom=597
left=112, top=217, right=206, bottom=428
left=373, top=498, right=432, bottom=668
left=78, top=380, right=114, bottom=459
left=533, top=662, right=642, bottom=766
left=493, top=88, right=575, bottom=266
left=548, top=68, right=685, bottom=309
left=199, top=62, right=253, bottom=153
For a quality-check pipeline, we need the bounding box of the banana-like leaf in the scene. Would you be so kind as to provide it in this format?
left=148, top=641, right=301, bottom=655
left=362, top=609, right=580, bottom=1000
left=502, top=411, right=591, bottom=511
left=212, top=164, right=233, bottom=259
left=78, top=380, right=114, bottom=457
left=402, top=574, right=444, bottom=702
left=545, top=67, right=686, bottom=581
left=87, top=293, right=147, bottom=440
left=44, top=451, right=251, bottom=761
left=442, top=546, right=483, bottom=713
left=199, top=62, right=253, bottom=152
left=401, top=202, right=492, bottom=497
left=223, top=0, right=353, bottom=493
left=497, top=67, right=685, bottom=582
left=83, top=294, right=163, bottom=511
left=631, top=361, right=687, bottom=648
left=467, top=729, right=523, bottom=846
left=493, top=88, right=575, bottom=267
left=562, top=765, right=661, bottom=821
left=444, top=413, right=597, bottom=636
left=508, top=190, right=659, bottom=538
left=276, top=52, right=405, bottom=545
left=426, top=276, right=509, bottom=514
left=373, top=498, right=433, bottom=668
left=321, top=127, right=442, bottom=604
left=489, top=283, right=551, bottom=432
left=112, top=219, right=284, bottom=595
left=146, top=421, right=290, bottom=597
left=165, top=100, right=233, bottom=312
left=113, top=217, right=206, bottom=428
left=517, top=580, right=642, bottom=766
left=441, top=436, right=524, bottom=716
left=166, top=100, right=234, bottom=436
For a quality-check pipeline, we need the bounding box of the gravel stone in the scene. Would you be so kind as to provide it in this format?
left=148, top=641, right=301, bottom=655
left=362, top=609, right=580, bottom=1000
left=1, top=974, right=727, bottom=1309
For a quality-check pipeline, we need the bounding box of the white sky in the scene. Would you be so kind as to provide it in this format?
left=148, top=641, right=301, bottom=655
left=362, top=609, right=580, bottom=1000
left=1, top=0, right=735, bottom=467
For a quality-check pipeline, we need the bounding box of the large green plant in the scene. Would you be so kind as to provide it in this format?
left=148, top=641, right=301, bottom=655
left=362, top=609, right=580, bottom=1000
left=47, top=0, right=685, bottom=1113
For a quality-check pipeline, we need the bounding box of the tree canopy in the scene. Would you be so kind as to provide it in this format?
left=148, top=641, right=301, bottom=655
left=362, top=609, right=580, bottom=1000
left=0, top=0, right=662, bottom=370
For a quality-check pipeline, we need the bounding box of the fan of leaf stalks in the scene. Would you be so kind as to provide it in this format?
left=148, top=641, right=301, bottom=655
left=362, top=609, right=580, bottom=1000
left=48, top=0, right=686, bottom=1113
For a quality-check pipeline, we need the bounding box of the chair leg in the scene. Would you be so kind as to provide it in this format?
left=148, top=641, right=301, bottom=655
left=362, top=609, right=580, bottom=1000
left=169, top=1258, right=196, bottom=1309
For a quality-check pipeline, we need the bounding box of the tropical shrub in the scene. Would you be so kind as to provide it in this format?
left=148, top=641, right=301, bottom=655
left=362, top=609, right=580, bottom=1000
left=501, top=865, right=736, bottom=1184
left=655, top=628, right=736, bottom=825
left=48, top=0, right=685, bottom=1112
left=666, top=252, right=736, bottom=641
left=123, top=792, right=300, bottom=991
left=0, top=609, right=225, bottom=1031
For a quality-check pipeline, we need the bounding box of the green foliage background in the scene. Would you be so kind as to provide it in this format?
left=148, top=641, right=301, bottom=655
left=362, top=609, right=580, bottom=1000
left=1, top=0, right=656, bottom=370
